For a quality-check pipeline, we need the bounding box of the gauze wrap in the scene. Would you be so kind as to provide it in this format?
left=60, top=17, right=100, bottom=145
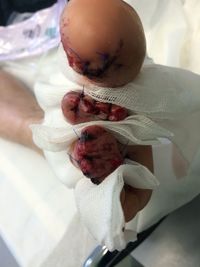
left=31, top=44, right=200, bottom=251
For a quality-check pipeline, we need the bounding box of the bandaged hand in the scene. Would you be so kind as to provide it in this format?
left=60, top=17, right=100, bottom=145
left=62, top=90, right=153, bottom=222
left=58, top=0, right=153, bottom=223
left=71, top=125, right=153, bottom=222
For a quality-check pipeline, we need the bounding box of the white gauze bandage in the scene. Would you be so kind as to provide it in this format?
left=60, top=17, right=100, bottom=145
left=31, top=45, right=200, bottom=250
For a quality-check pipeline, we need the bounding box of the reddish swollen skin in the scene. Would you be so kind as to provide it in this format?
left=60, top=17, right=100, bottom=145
left=70, top=126, right=151, bottom=222
left=61, top=90, right=128, bottom=124
left=70, top=125, right=124, bottom=184
left=60, top=0, right=146, bottom=87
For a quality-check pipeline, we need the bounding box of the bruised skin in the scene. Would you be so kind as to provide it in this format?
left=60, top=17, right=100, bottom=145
left=60, top=0, right=146, bottom=87
left=71, top=126, right=124, bottom=184
left=62, top=90, right=128, bottom=124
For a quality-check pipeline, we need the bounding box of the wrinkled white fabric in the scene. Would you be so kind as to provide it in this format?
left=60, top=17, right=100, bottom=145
left=85, top=66, right=200, bottom=118
left=75, top=160, right=159, bottom=251
left=31, top=115, right=171, bottom=153
left=84, top=65, right=200, bottom=163
left=126, top=0, right=188, bottom=67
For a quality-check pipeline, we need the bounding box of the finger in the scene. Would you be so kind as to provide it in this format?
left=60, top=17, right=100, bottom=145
left=126, top=145, right=154, bottom=173
left=121, top=185, right=140, bottom=222
left=121, top=186, right=152, bottom=222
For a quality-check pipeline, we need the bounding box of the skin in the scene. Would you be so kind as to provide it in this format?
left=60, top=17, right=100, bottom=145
left=0, top=70, right=43, bottom=153
left=60, top=0, right=146, bottom=87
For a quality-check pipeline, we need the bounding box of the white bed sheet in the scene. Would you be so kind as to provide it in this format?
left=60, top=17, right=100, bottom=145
left=0, top=138, right=76, bottom=267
